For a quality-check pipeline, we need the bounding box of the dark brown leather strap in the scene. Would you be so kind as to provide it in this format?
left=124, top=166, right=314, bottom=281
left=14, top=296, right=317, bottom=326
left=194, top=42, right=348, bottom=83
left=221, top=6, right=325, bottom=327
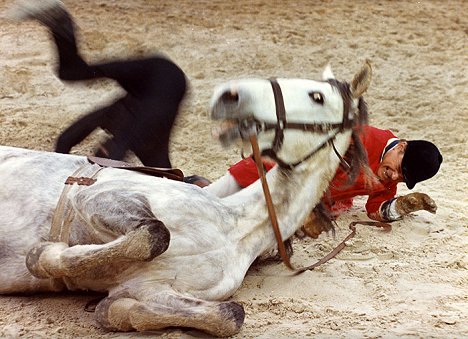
left=87, top=156, right=184, bottom=181
left=293, top=220, right=391, bottom=275
left=64, top=176, right=97, bottom=186
left=269, top=78, right=287, bottom=153
left=260, top=79, right=349, bottom=170
left=250, top=134, right=295, bottom=270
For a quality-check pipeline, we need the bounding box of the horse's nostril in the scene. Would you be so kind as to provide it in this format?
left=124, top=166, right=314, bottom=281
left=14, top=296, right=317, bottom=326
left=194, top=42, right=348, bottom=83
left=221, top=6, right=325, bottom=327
left=220, top=90, right=239, bottom=104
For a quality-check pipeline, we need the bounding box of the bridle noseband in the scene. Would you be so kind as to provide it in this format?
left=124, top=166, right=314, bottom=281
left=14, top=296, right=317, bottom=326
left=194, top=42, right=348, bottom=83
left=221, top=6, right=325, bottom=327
left=243, top=78, right=355, bottom=170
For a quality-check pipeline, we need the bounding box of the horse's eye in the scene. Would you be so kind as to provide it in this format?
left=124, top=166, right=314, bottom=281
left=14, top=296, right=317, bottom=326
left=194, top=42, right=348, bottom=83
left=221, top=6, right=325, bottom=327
left=310, top=92, right=324, bottom=105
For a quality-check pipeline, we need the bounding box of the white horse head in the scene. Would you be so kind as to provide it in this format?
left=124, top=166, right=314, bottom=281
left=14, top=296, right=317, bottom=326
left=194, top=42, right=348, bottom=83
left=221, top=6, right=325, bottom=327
left=210, top=60, right=372, bottom=167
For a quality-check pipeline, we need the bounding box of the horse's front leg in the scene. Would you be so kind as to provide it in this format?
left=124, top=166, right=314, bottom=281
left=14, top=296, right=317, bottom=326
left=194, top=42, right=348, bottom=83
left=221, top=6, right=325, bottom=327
left=26, top=219, right=169, bottom=279
left=94, top=290, right=245, bottom=337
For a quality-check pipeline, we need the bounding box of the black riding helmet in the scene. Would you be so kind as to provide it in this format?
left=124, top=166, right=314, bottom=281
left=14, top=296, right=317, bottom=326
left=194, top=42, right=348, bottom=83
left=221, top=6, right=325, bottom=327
left=402, top=140, right=443, bottom=189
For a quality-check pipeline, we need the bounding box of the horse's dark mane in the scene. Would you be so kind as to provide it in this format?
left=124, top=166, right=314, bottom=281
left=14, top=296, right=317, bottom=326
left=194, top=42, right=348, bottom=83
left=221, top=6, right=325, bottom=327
left=310, top=81, right=372, bottom=237
left=345, top=96, right=371, bottom=186
left=327, top=79, right=371, bottom=187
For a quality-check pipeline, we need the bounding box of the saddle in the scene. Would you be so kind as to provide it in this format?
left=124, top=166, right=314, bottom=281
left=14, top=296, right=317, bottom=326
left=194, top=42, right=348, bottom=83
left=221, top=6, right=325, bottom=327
left=87, top=156, right=184, bottom=181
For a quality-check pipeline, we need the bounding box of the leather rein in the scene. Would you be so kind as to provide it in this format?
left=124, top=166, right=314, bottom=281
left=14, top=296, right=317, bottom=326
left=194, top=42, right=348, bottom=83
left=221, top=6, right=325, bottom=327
left=249, top=79, right=391, bottom=274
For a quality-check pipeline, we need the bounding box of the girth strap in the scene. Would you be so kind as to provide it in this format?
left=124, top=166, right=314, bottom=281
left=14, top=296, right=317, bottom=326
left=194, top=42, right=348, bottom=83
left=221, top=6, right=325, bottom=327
left=49, top=163, right=103, bottom=243
left=50, top=157, right=184, bottom=244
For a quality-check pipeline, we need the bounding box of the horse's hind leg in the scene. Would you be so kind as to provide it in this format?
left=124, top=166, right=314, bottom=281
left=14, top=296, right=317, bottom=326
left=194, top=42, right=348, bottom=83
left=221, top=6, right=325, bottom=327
left=26, top=218, right=169, bottom=279
left=95, top=291, right=245, bottom=337
left=26, top=190, right=170, bottom=279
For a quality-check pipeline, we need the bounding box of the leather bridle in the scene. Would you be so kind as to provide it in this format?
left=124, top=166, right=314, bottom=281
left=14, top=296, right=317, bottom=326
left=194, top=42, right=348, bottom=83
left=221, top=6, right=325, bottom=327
left=248, top=78, right=391, bottom=273
left=241, top=78, right=354, bottom=171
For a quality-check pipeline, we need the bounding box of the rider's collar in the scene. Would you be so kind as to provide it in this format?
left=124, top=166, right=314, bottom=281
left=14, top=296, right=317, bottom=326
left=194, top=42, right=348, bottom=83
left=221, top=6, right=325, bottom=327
left=380, top=138, right=400, bottom=162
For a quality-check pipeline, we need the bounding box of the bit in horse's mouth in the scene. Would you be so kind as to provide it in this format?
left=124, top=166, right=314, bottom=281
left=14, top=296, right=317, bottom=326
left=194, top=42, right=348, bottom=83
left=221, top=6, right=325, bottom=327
left=212, top=118, right=259, bottom=147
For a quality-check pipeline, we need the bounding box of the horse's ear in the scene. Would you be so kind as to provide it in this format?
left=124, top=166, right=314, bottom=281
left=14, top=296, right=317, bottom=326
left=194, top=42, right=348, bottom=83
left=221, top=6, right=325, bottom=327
left=322, top=64, right=335, bottom=80
left=350, top=59, right=372, bottom=98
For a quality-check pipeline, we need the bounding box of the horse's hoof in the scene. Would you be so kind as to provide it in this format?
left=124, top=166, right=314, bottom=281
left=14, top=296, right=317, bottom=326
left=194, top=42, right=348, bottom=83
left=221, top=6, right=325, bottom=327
left=26, top=242, right=68, bottom=278
left=121, top=220, right=170, bottom=261
left=94, top=294, right=136, bottom=332
left=216, top=301, right=245, bottom=336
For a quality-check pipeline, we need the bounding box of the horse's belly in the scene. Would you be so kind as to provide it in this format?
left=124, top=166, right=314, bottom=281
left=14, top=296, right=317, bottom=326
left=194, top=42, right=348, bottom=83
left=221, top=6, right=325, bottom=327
left=150, top=241, right=246, bottom=301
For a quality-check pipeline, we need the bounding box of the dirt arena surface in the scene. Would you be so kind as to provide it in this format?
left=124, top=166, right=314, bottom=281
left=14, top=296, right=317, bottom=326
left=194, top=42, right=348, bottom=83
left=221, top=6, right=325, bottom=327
left=0, top=0, right=466, bottom=338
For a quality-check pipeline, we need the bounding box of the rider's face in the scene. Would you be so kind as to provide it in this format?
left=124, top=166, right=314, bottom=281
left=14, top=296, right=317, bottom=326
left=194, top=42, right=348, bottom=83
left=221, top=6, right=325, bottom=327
left=376, top=141, right=407, bottom=184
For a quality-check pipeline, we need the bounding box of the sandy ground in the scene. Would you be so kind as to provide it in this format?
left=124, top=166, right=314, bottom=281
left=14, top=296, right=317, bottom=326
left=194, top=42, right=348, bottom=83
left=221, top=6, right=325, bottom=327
left=0, top=0, right=467, bottom=338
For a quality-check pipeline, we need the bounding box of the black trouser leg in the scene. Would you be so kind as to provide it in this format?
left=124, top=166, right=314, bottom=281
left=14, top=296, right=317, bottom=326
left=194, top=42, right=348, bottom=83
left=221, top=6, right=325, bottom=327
left=40, top=4, right=187, bottom=166
left=39, top=4, right=101, bottom=80
left=55, top=104, right=113, bottom=154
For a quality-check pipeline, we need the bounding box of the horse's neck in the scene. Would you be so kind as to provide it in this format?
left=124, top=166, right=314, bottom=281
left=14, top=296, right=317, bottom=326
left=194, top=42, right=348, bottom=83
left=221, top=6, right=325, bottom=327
left=224, top=137, right=349, bottom=261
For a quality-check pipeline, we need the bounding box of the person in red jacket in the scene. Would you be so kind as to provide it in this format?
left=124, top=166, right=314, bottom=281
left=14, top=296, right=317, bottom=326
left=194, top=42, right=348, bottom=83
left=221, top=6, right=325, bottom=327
left=196, top=126, right=442, bottom=224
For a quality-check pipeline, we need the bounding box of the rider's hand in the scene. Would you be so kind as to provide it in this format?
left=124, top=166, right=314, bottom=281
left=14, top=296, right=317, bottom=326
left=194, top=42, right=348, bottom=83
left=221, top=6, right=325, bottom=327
left=395, top=192, right=437, bottom=215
